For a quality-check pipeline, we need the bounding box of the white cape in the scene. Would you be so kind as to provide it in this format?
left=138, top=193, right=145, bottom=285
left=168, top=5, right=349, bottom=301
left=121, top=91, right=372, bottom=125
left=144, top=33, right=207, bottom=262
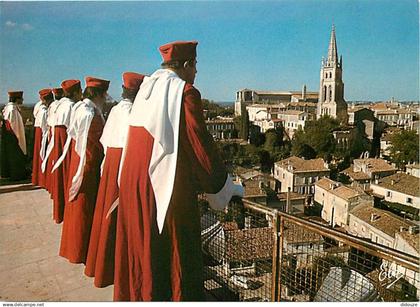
left=127, top=69, right=185, bottom=233
left=2, top=103, right=26, bottom=155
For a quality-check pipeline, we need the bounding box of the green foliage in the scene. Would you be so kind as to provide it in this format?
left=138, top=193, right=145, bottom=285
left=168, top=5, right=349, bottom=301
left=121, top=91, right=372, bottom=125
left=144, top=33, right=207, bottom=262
left=389, top=129, right=419, bottom=168
left=291, top=116, right=341, bottom=159
left=201, top=99, right=234, bottom=119
left=241, top=112, right=250, bottom=140
left=348, top=122, right=371, bottom=158
left=249, top=125, right=265, bottom=146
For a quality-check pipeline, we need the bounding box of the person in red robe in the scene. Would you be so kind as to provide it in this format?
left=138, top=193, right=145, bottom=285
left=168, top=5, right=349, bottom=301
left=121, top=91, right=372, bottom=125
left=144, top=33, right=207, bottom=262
left=1, top=91, right=28, bottom=181
left=114, top=41, right=243, bottom=301
left=41, top=89, right=58, bottom=198
left=31, top=89, right=51, bottom=187
left=50, top=81, right=83, bottom=224
left=85, top=72, right=145, bottom=288
left=58, top=77, right=108, bottom=264
left=45, top=86, right=70, bottom=223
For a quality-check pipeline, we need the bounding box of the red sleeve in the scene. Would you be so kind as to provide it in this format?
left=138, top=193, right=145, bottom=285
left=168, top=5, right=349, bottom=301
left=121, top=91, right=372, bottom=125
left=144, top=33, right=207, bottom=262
left=180, top=84, right=227, bottom=194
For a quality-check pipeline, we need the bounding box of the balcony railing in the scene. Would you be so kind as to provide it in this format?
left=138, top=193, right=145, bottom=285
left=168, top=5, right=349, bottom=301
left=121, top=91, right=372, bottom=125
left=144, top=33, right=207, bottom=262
left=201, top=198, right=420, bottom=302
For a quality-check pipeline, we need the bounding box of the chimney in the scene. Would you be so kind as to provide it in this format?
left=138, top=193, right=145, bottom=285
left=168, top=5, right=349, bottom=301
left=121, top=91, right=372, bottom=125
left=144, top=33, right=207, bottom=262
left=409, top=225, right=419, bottom=234
left=245, top=216, right=251, bottom=229
left=391, top=179, right=395, bottom=186
left=370, top=213, right=379, bottom=222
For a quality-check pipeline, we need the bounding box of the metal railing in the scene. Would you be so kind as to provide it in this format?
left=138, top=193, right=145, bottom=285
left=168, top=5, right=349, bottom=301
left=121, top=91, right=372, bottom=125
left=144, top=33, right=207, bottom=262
left=201, top=198, right=420, bottom=302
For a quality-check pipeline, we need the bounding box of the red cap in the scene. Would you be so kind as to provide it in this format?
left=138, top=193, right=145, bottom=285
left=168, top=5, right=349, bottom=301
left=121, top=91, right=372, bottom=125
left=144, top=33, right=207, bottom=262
left=61, top=79, right=81, bottom=93
left=8, top=91, right=23, bottom=99
left=52, top=88, right=64, bottom=96
left=159, top=40, right=198, bottom=63
left=39, top=88, right=53, bottom=100
left=85, top=77, right=110, bottom=91
left=123, top=72, right=145, bottom=91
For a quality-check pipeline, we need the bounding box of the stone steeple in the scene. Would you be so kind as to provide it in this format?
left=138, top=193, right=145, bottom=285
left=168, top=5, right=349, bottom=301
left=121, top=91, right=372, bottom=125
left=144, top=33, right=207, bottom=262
left=317, top=25, right=348, bottom=124
left=327, top=25, right=338, bottom=66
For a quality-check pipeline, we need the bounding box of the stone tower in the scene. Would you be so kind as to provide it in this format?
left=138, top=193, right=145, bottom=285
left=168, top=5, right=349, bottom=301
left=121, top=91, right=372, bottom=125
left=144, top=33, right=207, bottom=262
left=317, top=25, right=348, bottom=124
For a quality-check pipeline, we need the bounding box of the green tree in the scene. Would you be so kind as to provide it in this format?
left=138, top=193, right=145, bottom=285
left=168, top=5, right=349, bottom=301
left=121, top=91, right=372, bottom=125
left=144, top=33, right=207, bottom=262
left=389, top=130, right=419, bottom=168
left=241, top=111, right=250, bottom=140
left=291, top=116, right=340, bottom=158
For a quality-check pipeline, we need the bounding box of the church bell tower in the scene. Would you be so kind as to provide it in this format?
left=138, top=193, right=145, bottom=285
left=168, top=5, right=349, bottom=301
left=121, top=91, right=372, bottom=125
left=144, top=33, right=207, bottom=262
left=317, top=25, right=348, bottom=124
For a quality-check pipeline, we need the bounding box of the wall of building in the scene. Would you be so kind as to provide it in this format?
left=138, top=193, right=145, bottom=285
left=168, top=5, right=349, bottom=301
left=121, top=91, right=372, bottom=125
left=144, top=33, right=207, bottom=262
left=370, top=184, right=420, bottom=209
left=348, top=214, right=394, bottom=248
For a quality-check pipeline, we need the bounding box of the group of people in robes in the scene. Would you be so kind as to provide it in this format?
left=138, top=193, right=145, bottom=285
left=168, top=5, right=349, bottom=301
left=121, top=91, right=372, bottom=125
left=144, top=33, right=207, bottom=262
left=2, top=40, right=243, bottom=301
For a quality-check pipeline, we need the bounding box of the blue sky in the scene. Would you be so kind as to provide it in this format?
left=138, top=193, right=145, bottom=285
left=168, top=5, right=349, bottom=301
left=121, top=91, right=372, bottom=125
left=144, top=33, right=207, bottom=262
left=0, top=0, right=418, bottom=105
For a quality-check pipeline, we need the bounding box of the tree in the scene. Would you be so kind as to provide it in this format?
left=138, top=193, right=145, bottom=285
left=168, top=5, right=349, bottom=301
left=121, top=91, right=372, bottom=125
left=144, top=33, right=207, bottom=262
left=344, top=121, right=372, bottom=158
left=241, top=111, right=250, bottom=140
left=291, top=116, right=340, bottom=159
left=389, top=130, right=419, bottom=168
left=264, top=128, right=284, bottom=152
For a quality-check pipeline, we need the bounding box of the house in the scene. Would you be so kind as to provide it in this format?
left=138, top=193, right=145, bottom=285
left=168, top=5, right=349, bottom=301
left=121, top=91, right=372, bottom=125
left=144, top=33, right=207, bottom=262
left=234, top=88, right=317, bottom=116
left=269, top=192, right=307, bottom=215
left=275, top=110, right=313, bottom=139
left=282, top=220, right=324, bottom=273
left=252, top=118, right=283, bottom=133
left=348, top=203, right=415, bottom=248
left=370, top=173, right=420, bottom=219
left=205, top=117, right=236, bottom=140
left=314, top=177, right=372, bottom=228
left=224, top=225, right=273, bottom=275
left=242, top=179, right=268, bottom=205
left=274, top=156, right=330, bottom=195
left=405, top=163, right=420, bottom=178
left=341, top=158, right=397, bottom=190
left=393, top=226, right=420, bottom=299
left=394, top=226, right=420, bottom=258
left=347, top=107, right=375, bottom=126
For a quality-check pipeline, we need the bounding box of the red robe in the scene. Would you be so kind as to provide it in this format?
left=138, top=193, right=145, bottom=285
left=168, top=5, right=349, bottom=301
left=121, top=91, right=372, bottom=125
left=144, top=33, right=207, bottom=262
left=31, top=127, right=45, bottom=187
left=85, top=147, right=122, bottom=287
left=59, top=115, right=104, bottom=264
left=51, top=126, right=71, bottom=224
left=114, top=84, right=227, bottom=301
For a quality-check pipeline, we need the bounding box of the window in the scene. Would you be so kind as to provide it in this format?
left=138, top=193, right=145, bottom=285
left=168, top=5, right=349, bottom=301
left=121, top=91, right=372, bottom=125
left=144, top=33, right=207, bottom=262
left=386, top=191, right=392, bottom=197
left=407, top=197, right=413, bottom=204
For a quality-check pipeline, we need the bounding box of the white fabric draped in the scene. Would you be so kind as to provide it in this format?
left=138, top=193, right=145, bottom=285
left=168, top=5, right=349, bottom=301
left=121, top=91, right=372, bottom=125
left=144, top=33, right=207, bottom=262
left=51, top=99, right=81, bottom=173
left=2, top=103, right=26, bottom=154
left=67, top=99, right=104, bottom=202
left=40, top=100, right=60, bottom=172
left=99, top=98, right=132, bottom=175
left=126, top=69, right=185, bottom=233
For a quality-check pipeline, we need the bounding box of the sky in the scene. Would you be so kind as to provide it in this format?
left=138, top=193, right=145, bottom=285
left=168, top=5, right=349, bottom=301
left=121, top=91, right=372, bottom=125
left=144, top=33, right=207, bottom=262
left=0, top=0, right=418, bottom=105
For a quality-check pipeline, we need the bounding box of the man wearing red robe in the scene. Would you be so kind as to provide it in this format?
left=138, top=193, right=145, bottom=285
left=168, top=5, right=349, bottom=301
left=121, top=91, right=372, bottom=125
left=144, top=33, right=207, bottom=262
left=31, top=89, right=51, bottom=187
left=85, top=72, right=145, bottom=288
left=114, top=41, right=243, bottom=301
left=1, top=91, right=28, bottom=181
left=58, top=77, right=108, bottom=264
left=47, top=85, right=77, bottom=224
left=51, top=81, right=83, bottom=222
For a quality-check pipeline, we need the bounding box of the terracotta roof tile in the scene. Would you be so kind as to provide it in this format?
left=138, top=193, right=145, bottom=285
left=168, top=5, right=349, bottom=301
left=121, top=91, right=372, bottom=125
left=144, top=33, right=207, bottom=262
left=225, top=227, right=273, bottom=261
left=350, top=203, right=414, bottom=237
left=276, top=156, right=329, bottom=173
left=375, top=173, right=420, bottom=197
left=398, top=231, right=420, bottom=253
